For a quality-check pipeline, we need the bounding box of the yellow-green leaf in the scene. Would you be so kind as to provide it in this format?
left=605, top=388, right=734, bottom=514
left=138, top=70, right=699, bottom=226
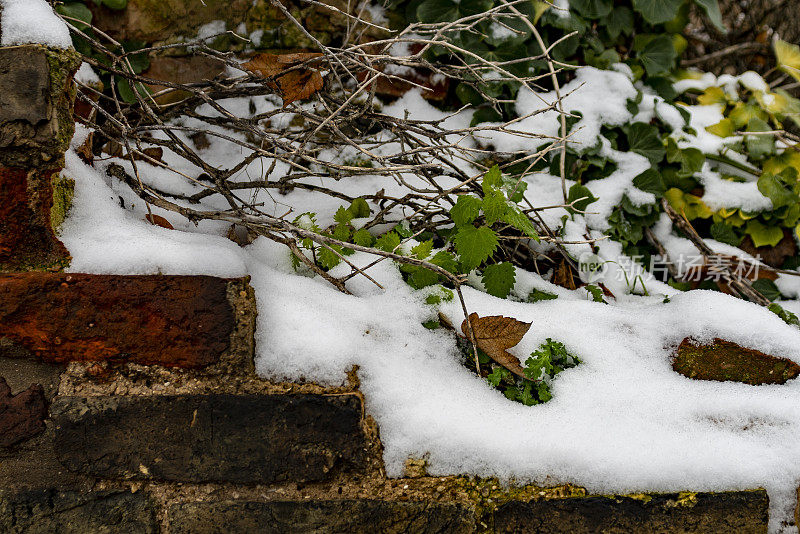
left=697, top=86, right=727, bottom=106
left=774, top=39, right=800, bottom=83
left=705, top=118, right=735, bottom=137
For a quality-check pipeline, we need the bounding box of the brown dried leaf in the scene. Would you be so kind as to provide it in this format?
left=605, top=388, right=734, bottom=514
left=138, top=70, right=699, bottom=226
left=553, top=259, right=576, bottom=290
left=145, top=214, right=174, bottom=229
left=278, top=69, right=324, bottom=105
left=76, top=133, right=94, bottom=164
left=461, top=312, right=531, bottom=378
left=242, top=52, right=324, bottom=106
left=242, top=52, right=322, bottom=78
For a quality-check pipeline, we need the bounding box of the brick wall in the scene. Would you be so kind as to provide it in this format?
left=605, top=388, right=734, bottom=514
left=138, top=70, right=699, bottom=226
left=0, top=42, right=781, bottom=533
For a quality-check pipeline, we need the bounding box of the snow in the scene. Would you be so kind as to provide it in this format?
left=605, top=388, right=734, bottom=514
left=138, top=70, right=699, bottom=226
left=61, top=116, right=800, bottom=532
left=75, top=63, right=100, bottom=86
left=0, top=0, right=72, bottom=48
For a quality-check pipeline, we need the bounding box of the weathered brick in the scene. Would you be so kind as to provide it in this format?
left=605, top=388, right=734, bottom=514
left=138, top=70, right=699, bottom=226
left=52, top=393, right=368, bottom=483
left=673, top=338, right=800, bottom=385
left=489, top=490, right=769, bottom=533
left=0, top=45, right=80, bottom=169
left=0, top=377, right=47, bottom=448
left=0, top=273, right=249, bottom=369
left=168, top=499, right=475, bottom=534
left=0, top=168, right=70, bottom=272
left=0, top=489, right=157, bottom=534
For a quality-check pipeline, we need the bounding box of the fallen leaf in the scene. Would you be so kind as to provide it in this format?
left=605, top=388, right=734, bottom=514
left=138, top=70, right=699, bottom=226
left=145, top=214, right=174, bottom=229
left=278, top=69, right=323, bottom=105
left=242, top=52, right=324, bottom=105
left=76, top=132, right=94, bottom=164
left=461, top=312, right=531, bottom=378
left=552, top=259, right=576, bottom=290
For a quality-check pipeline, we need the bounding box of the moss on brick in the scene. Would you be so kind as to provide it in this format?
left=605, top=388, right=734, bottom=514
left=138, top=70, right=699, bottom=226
left=50, top=174, right=74, bottom=233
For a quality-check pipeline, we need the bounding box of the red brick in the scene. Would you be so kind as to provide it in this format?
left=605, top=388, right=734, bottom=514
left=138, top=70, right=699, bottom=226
left=0, top=378, right=47, bottom=447
left=0, top=168, right=70, bottom=272
left=0, top=273, right=237, bottom=368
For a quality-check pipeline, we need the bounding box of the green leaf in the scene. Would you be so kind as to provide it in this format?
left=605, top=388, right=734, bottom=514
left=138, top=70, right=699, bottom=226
left=693, top=0, right=724, bottom=31
left=527, top=289, right=557, bottom=302
left=56, top=2, right=93, bottom=31
left=482, top=262, right=516, bottom=298
left=101, top=0, right=128, bottom=8
left=454, top=226, right=498, bottom=272
left=585, top=284, right=605, bottom=302
left=347, top=198, right=371, bottom=218
left=332, top=223, right=351, bottom=242
left=450, top=195, right=482, bottom=227
left=416, top=0, right=459, bottom=22
left=487, top=366, right=511, bottom=387
left=470, top=106, right=502, bottom=126
left=746, top=117, right=776, bottom=160
left=606, top=6, right=634, bottom=39
left=632, top=168, right=666, bottom=196
left=566, top=183, right=598, bottom=213
left=317, top=245, right=342, bottom=270
left=375, top=231, right=401, bottom=253
left=411, top=240, right=434, bottom=260
left=757, top=172, right=796, bottom=208
left=710, top=222, right=741, bottom=246
left=482, top=189, right=508, bottom=225
left=745, top=219, right=784, bottom=247
left=121, top=42, right=150, bottom=74
left=407, top=267, right=440, bottom=289
left=430, top=250, right=459, bottom=274
left=632, top=0, right=683, bottom=24
left=352, top=228, right=374, bottom=247
left=569, top=0, right=613, bottom=18
left=637, top=35, right=678, bottom=77
left=666, top=140, right=705, bottom=177
left=501, top=207, right=539, bottom=240
left=752, top=279, right=782, bottom=301
left=334, top=205, right=354, bottom=225
left=482, top=165, right=503, bottom=191
left=706, top=118, right=735, bottom=137
left=627, top=122, right=666, bottom=164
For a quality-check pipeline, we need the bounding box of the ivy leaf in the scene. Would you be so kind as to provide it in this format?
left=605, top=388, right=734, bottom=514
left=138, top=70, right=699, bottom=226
left=774, top=39, right=800, bottom=83
left=710, top=222, right=741, bottom=246
left=101, top=0, right=128, bottom=8
left=757, top=172, right=796, bottom=208
left=632, top=169, right=666, bottom=196
left=693, top=0, right=725, bottom=31
left=569, top=0, right=613, bottom=18
left=706, top=118, right=735, bottom=138
left=482, top=189, right=508, bottom=225
left=501, top=207, right=539, bottom=240
left=482, top=262, right=516, bottom=298
left=454, top=226, right=498, bottom=272
left=606, top=6, right=633, bottom=39
left=55, top=2, right=93, bottom=31
left=752, top=279, right=781, bottom=301
left=637, top=35, right=677, bottom=77
left=666, top=141, right=705, bottom=177
left=746, top=219, right=784, bottom=248
left=450, top=195, right=482, bottom=227
left=746, top=117, right=776, bottom=160
left=627, top=122, right=666, bottom=164
left=567, top=183, right=598, bottom=213
left=632, top=0, right=683, bottom=24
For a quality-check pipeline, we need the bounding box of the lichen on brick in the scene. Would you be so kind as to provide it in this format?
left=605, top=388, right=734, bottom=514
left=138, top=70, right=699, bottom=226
left=50, top=173, right=75, bottom=233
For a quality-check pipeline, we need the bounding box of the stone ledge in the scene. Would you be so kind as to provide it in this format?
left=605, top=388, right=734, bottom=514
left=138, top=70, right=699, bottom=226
left=488, top=490, right=769, bottom=533
left=51, top=393, right=368, bottom=484
left=0, top=273, right=254, bottom=370
left=168, top=499, right=476, bottom=534
left=0, top=488, right=157, bottom=533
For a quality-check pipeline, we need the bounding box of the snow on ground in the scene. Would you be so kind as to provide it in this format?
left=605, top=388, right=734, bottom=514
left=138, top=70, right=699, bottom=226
left=0, top=0, right=72, bottom=48
left=58, top=65, right=800, bottom=532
